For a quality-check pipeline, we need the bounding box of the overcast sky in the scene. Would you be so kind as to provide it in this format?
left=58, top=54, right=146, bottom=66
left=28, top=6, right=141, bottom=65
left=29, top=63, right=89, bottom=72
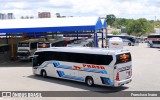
left=0, top=0, right=160, bottom=20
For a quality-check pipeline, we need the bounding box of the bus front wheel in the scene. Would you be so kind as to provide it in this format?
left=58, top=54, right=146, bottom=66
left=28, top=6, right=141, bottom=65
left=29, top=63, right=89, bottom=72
left=85, top=77, right=94, bottom=87
left=41, top=70, right=47, bottom=78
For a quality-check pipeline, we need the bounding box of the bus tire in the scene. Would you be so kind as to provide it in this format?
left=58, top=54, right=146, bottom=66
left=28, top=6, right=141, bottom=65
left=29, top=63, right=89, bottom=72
left=128, top=43, right=131, bottom=46
left=85, top=76, right=94, bottom=87
left=150, top=44, right=153, bottom=48
left=41, top=70, right=47, bottom=78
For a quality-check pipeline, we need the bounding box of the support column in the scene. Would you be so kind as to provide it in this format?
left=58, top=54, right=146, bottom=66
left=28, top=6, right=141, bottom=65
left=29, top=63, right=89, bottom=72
left=22, top=33, right=25, bottom=41
left=10, top=34, right=14, bottom=60
left=6, top=33, right=8, bottom=44
left=94, top=32, right=96, bottom=47
left=106, top=27, right=108, bottom=47
left=94, top=32, right=98, bottom=47
left=102, top=29, right=104, bottom=48
left=77, top=34, right=79, bottom=40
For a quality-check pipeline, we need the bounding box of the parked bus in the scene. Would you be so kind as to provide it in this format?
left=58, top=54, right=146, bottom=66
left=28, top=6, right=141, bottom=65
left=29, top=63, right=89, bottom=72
left=147, top=34, right=160, bottom=48
left=37, top=38, right=75, bottom=50
left=32, top=47, right=132, bottom=87
left=136, top=37, right=147, bottom=43
left=67, top=39, right=94, bottom=47
left=108, top=37, right=123, bottom=50
left=106, top=35, right=139, bottom=46
left=17, top=39, right=39, bottom=60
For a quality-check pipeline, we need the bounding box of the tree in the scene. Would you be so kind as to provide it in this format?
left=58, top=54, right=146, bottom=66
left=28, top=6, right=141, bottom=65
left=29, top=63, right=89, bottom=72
left=113, top=18, right=128, bottom=28
left=111, top=30, right=121, bottom=35
left=126, top=18, right=154, bottom=36
left=126, top=20, right=136, bottom=35
left=106, top=14, right=116, bottom=27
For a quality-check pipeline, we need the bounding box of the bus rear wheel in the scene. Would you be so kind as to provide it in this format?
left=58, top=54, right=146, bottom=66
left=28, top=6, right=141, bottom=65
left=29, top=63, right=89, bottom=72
left=128, top=43, right=131, bottom=46
left=85, top=77, right=94, bottom=87
left=41, top=70, right=47, bottom=78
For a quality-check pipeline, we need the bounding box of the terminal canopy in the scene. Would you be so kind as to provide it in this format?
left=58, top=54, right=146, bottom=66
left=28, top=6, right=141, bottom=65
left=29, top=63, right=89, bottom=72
left=101, top=19, right=107, bottom=28
left=0, top=17, right=103, bottom=33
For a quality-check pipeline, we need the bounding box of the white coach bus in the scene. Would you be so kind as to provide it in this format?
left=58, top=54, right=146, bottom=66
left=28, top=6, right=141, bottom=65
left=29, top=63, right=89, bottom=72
left=17, top=39, right=39, bottom=60
left=32, top=47, right=132, bottom=87
left=147, top=34, right=160, bottom=48
left=107, top=35, right=139, bottom=46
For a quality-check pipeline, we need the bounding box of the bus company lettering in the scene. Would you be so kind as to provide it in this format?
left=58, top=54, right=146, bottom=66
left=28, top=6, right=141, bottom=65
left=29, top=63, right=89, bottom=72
left=74, top=66, right=82, bottom=70
left=83, top=64, right=105, bottom=70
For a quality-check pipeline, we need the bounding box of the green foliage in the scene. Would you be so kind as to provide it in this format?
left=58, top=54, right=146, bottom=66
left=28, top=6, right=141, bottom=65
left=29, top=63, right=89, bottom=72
left=126, top=18, right=154, bottom=36
left=107, top=15, right=157, bottom=36
left=154, top=20, right=160, bottom=28
left=106, top=14, right=116, bottom=27
left=113, top=18, right=128, bottom=28
left=111, top=30, right=121, bottom=35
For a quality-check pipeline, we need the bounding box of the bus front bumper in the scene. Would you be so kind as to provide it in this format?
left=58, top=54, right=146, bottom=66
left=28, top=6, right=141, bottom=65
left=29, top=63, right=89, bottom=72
left=32, top=68, right=41, bottom=75
left=17, top=56, right=30, bottom=60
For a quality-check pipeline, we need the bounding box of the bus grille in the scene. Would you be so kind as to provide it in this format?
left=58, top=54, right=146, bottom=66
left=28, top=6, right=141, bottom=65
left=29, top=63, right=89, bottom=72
left=17, top=53, right=29, bottom=56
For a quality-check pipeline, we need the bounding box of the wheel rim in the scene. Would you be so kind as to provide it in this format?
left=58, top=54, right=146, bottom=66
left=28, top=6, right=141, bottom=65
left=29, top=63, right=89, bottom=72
left=128, top=43, right=131, bottom=46
left=42, top=71, right=46, bottom=76
left=87, top=79, right=93, bottom=86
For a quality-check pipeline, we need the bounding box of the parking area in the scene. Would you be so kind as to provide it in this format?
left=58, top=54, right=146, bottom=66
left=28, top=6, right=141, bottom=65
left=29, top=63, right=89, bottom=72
left=0, top=43, right=160, bottom=99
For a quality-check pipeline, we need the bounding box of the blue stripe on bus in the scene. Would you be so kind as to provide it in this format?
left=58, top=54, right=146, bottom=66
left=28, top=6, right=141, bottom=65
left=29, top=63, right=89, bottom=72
left=57, top=71, right=65, bottom=77
left=100, top=70, right=107, bottom=74
left=53, top=62, right=72, bottom=69
left=62, top=75, right=84, bottom=81
left=83, top=68, right=107, bottom=74
left=100, top=77, right=113, bottom=85
left=62, top=75, right=71, bottom=78
left=56, top=70, right=84, bottom=81
left=57, top=71, right=61, bottom=77
left=59, top=65, right=72, bottom=69
left=53, top=62, right=60, bottom=67
left=54, top=62, right=107, bottom=74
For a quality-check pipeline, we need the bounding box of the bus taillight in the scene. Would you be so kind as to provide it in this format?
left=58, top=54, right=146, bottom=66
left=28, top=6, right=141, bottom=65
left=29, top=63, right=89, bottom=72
left=116, top=72, right=120, bottom=81
left=131, top=68, right=132, bottom=77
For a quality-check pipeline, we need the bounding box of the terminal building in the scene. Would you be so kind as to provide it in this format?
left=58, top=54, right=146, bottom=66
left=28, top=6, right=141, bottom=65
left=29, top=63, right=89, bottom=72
left=38, top=12, right=51, bottom=18
left=0, top=13, right=14, bottom=20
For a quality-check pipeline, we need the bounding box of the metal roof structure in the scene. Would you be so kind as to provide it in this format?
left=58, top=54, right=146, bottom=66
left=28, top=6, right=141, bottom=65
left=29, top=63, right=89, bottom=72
left=101, top=19, right=107, bottom=28
left=0, top=17, right=103, bottom=33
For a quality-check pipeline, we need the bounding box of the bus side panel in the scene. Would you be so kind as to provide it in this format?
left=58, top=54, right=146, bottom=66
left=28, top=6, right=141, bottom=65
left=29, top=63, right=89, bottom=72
left=48, top=61, right=83, bottom=82
left=45, top=64, right=58, bottom=77
left=42, top=61, right=115, bottom=86
left=93, top=66, right=114, bottom=86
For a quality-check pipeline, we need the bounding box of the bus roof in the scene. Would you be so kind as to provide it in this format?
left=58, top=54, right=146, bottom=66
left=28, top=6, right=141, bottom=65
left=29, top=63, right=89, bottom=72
left=107, top=35, right=136, bottom=38
left=35, top=47, right=129, bottom=55
left=148, top=34, right=160, bottom=36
